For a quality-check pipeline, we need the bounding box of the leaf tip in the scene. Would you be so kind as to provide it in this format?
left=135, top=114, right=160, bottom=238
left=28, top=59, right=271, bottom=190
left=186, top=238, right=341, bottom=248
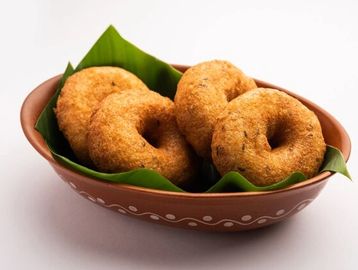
left=345, top=171, right=352, bottom=181
left=105, top=25, right=120, bottom=36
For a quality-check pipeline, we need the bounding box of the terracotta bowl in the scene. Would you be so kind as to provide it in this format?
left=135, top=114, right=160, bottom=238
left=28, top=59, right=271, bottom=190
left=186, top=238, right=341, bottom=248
left=21, top=65, right=351, bottom=232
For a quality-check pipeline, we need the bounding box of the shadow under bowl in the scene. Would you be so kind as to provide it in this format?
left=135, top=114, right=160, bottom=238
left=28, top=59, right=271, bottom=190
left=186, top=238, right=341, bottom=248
left=20, top=65, right=351, bottom=232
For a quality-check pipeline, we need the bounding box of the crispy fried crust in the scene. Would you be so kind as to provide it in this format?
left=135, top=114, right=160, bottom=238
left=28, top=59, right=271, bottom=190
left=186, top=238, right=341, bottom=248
left=55, top=66, right=149, bottom=164
left=174, top=60, right=257, bottom=159
left=87, top=90, right=197, bottom=186
left=212, top=88, right=326, bottom=186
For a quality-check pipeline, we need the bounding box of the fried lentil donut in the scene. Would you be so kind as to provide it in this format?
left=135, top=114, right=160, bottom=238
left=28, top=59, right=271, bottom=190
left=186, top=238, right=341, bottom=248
left=87, top=89, right=197, bottom=186
left=55, top=66, right=149, bottom=164
left=174, top=60, right=257, bottom=159
left=212, top=88, right=326, bottom=186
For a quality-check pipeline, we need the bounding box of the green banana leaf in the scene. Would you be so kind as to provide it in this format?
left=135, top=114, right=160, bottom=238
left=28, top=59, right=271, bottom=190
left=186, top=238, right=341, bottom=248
left=35, top=25, right=351, bottom=193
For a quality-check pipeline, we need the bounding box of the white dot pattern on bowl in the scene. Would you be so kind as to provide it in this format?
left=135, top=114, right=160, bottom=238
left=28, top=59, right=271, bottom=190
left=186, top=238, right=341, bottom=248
left=67, top=181, right=314, bottom=229
left=128, top=206, right=138, bottom=212
left=257, top=218, right=267, bottom=224
left=297, top=203, right=307, bottom=211
left=88, top=196, right=96, bottom=202
left=202, top=216, right=213, bottom=222
left=68, top=182, right=77, bottom=189
left=241, top=215, right=252, bottom=222
left=276, top=209, right=285, bottom=216
left=117, top=209, right=126, bottom=214
left=96, top=198, right=105, bottom=204
left=165, top=214, right=176, bottom=220
left=150, top=215, right=160, bottom=220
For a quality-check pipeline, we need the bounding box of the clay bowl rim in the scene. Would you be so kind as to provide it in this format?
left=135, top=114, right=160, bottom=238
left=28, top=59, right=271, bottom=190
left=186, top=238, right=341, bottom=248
left=20, top=65, right=351, bottom=199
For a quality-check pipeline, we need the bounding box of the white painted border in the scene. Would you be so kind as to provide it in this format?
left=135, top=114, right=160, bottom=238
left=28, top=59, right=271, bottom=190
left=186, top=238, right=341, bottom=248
left=66, top=180, right=313, bottom=227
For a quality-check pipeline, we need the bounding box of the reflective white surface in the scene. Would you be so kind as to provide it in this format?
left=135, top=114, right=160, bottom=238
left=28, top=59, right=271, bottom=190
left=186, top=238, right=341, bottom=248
left=1, top=0, right=357, bottom=269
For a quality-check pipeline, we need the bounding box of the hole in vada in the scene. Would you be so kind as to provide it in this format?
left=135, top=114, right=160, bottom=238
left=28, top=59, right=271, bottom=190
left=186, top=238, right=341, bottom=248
left=266, top=120, right=289, bottom=150
left=140, top=119, right=161, bottom=149
left=268, top=132, right=283, bottom=149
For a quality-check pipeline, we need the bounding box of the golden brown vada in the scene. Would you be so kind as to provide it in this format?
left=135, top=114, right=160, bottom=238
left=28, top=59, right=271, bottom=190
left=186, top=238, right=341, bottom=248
left=87, top=89, right=197, bottom=186
left=174, top=60, right=257, bottom=159
left=55, top=66, right=149, bottom=164
left=211, top=88, right=326, bottom=186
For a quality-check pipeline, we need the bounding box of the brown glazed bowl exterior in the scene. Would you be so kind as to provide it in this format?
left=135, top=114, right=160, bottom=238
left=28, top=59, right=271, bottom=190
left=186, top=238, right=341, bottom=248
left=21, top=65, right=351, bottom=232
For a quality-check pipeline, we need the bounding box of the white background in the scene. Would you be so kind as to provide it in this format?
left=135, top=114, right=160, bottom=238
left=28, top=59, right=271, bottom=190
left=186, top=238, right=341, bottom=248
left=1, top=0, right=357, bottom=269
